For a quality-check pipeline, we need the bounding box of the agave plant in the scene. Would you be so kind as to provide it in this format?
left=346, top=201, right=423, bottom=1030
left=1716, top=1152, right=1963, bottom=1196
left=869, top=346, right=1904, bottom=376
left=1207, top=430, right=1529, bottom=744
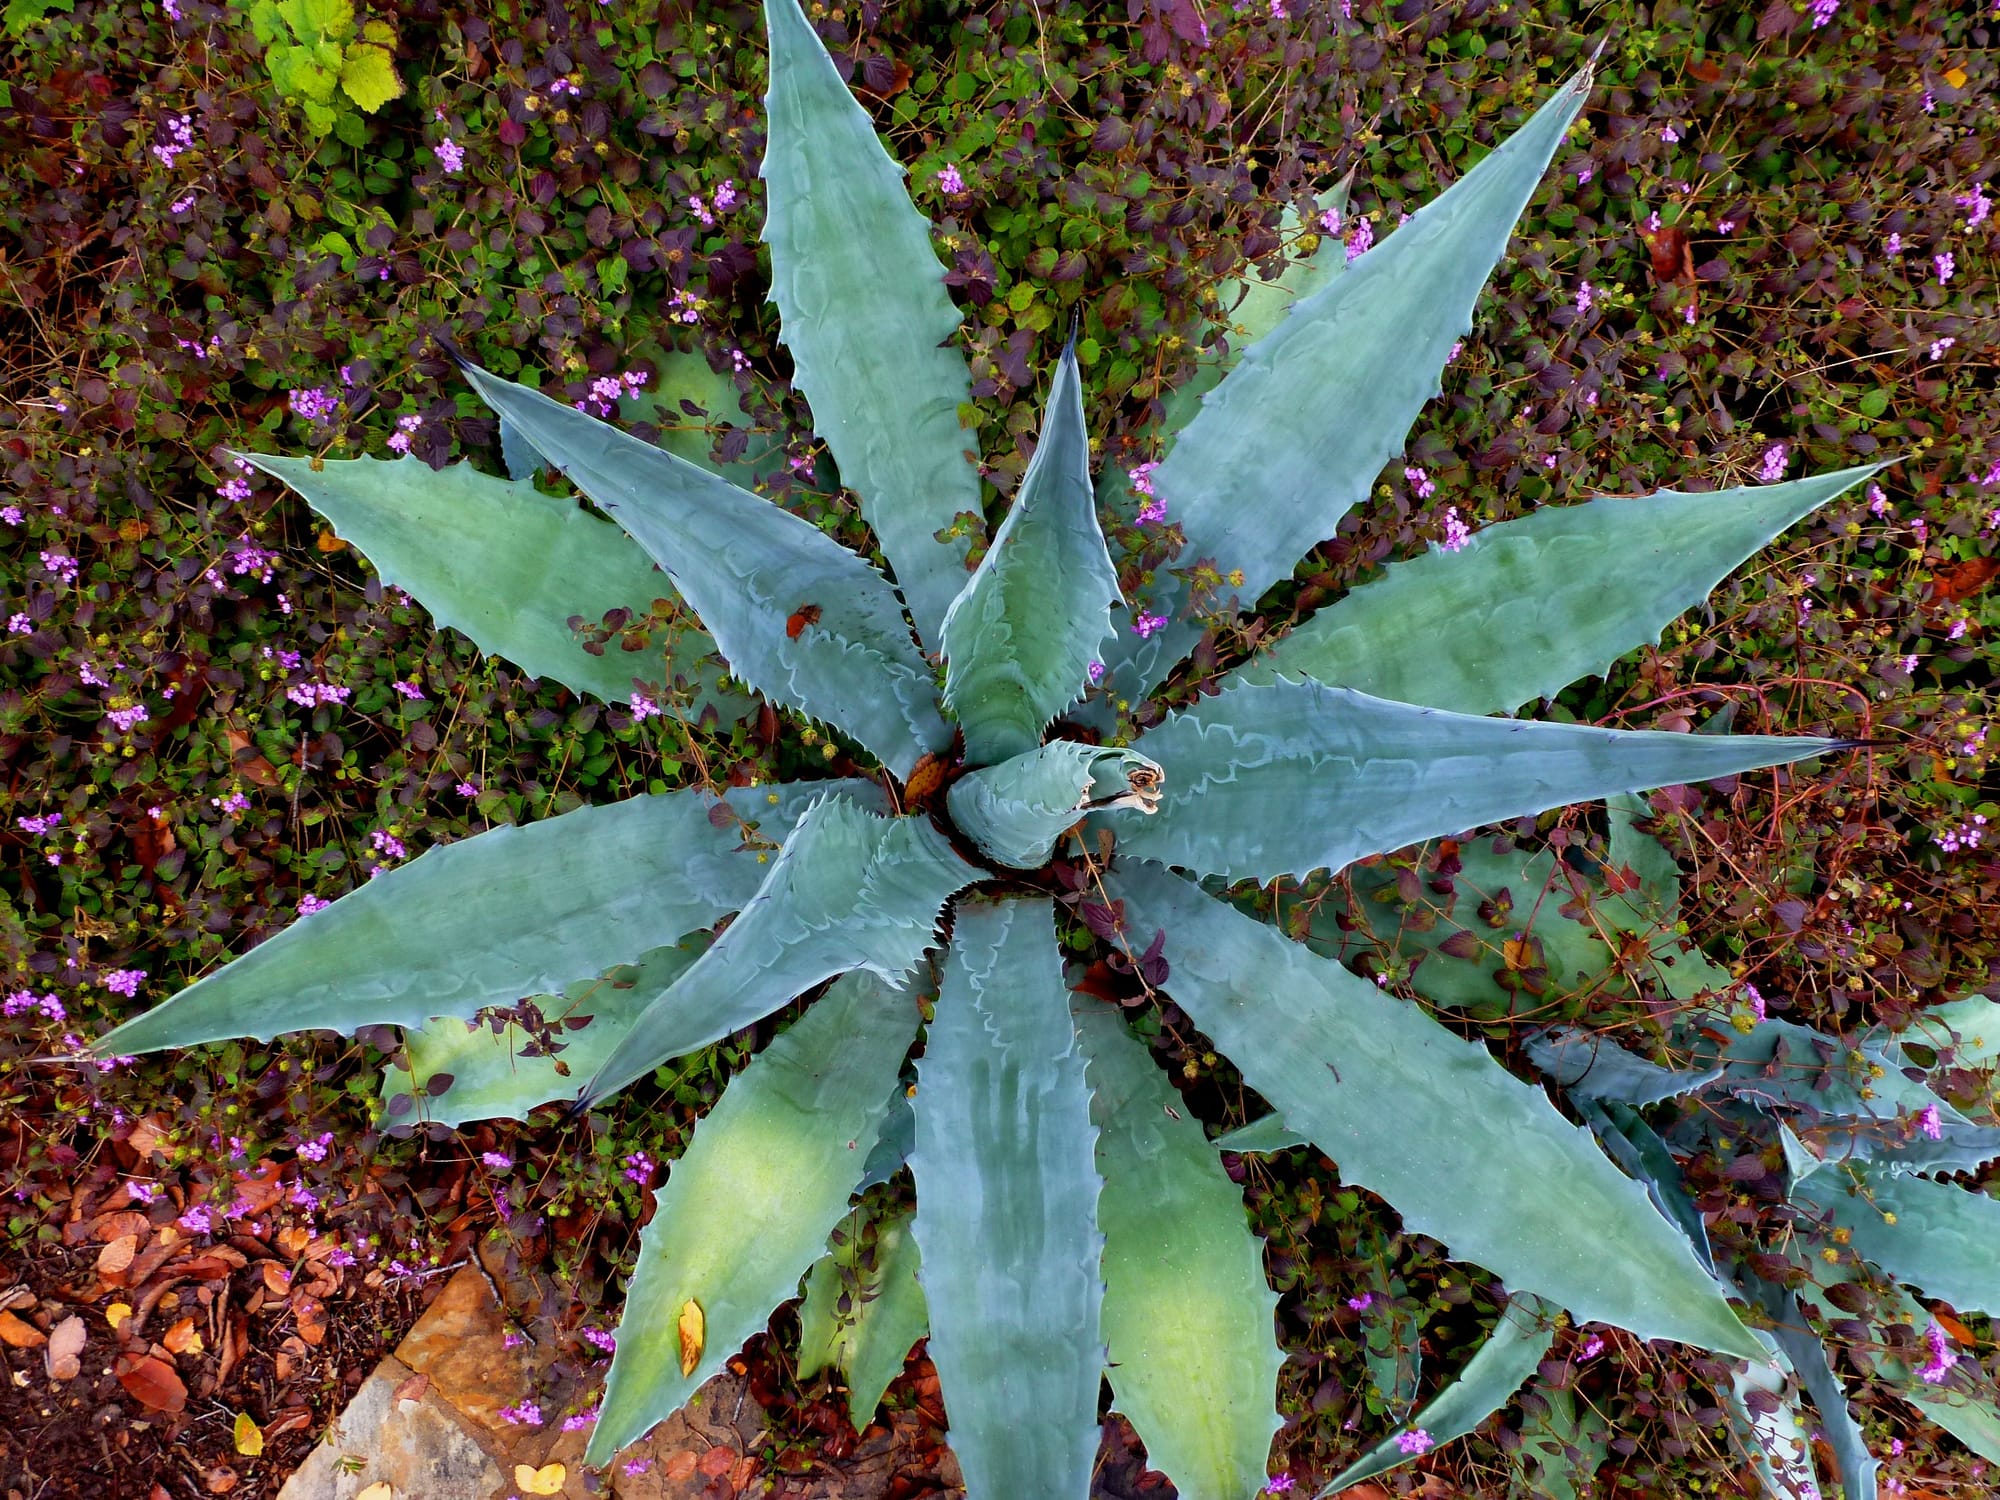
left=96, top=3, right=1909, bottom=1494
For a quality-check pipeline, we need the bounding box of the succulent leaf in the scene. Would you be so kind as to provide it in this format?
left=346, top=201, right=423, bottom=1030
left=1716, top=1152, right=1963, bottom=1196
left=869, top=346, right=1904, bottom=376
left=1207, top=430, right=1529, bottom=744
left=941, top=346, right=1122, bottom=763
left=1797, top=1166, right=2000, bottom=1315
left=1526, top=1028, right=1725, bottom=1106
left=946, top=740, right=1162, bottom=869
left=1072, top=1001, right=1282, bottom=1500
left=1319, top=1293, right=1558, bottom=1495
left=910, top=899, right=1104, bottom=1500
left=625, top=344, right=789, bottom=488
left=380, top=935, right=709, bottom=1126
left=1242, top=464, right=1889, bottom=715
left=1108, top=680, right=1848, bottom=883
left=1106, top=861, right=1764, bottom=1359
left=760, top=0, right=982, bottom=648
left=579, top=793, right=976, bottom=1108
left=455, top=359, right=949, bottom=778
left=1214, top=1114, right=1308, bottom=1154
left=1095, top=67, right=1593, bottom=703
left=1722, top=1338, right=1823, bottom=1500
left=1753, top=1283, right=1880, bottom=1500
left=93, top=782, right=855, bottom=1056
left=1575, top=1098, right=1716, bottom=1277
left=241, top=453, right=741, bottom=715
left=796, top=1208, right=929, bottom=1429
left=586, top=971, right=916, bottom=1464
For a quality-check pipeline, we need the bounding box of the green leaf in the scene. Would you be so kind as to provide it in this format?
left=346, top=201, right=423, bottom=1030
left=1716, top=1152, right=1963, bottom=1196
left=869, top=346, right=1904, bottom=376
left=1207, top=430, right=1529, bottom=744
left=1319, top=1293, right=1558, bottom=1495
left=1214, top=1114, right=1308, bottom=1155
left=940, top=346, right=1122, bottom=764
left=1106, top=862, right=1763, bottom=1359
left=1606, top=792, right=1685, bottom=913
left=910, top=898, right=1103, bottom=1500
left=456, top=359, right=949, bottom=779
left=1797, top=1167, right=2000, bottom=1314
left=1106, top=679, right=1847, bottom=883
left=1721, top=1341, right=1823, bottom=1500
left=380, top=934, right=710, bottom=1126
left=579, top=794, right=975, bottom=1108
left=279, top=0, right=351, bottom=41
left=1242, top=465, right=1887, bottom=716
left=337, top=41, right=401, bottom=112
left=1753, top=1284, right=1879, bottom=1500
left=1508, top=1384, right=1610, bottom=1500
left=1904, top=991, right=2000, bottom=1071
left=92, top=781, right=857, bottom=1057
left=1094, top=67, right=1593, bottom=705
left=946, top=741, right=1162, bottom=870
left=1576, top=1099, right=1716, bottom=1277
left=242, top=454, right=740, bottom=715
left=2, top=0, right=73, bottom=38
left=1525, top=1028, right=1724, bottom=1106
left=587, top=971, right=917, bottom=1465
left=627, top=345, right=789, bottom=490
left=760, top=0, right=982, bottom=648
left=1072, top=1003, right=1281, bottom=1500
left=797, top=1207, right=929, bottom=1427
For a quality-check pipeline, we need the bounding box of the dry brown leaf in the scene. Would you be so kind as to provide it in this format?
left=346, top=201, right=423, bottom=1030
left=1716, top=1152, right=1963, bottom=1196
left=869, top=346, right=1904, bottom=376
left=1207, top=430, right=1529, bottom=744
left=91, top=1210, right=150, bottom=1243
left=116, top=1351, right=189, bottom=1413
left=229, top=1159, right=285, bottom=1216
left=698, top=1447, right=736, bottom=1479
left=1932, top=557, right=1999, bottom=604
left=294, top=1295, right=327, bottom=1347
left=203, top=1466, right=238, bottom=1494
left=0, top=1309, right=46, bottom=1348
left=392, top=1371, right=430, bottom=1406
left=45, top=1314, right=86, bottom=1379
left=0, top=1285, right=35, bottom=1312
left=162, top=1315, right=203, bottom=1355
left=355, top=1485, right=394, bottom=1500
left=727, top=1455, right=760, bottom=1489
left=98, top=1233, right=140, bottom=1279
left=106, top=1302, right=134, bottom=1332
left=125, top=1116, right=168, bottom=1158
left=677, top=1298, right=704, bottom=1377
left=277, top=1226, right=312, bottom=1257
left=663, top=1451, right=699, bottom=1482
left=260, top=1262, right=292, bottom=1298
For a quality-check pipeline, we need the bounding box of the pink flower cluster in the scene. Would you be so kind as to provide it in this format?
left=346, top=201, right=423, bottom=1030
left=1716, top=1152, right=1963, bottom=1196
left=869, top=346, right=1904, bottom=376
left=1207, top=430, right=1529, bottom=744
left=286, top=681, right=352, bottom=709
left=1438, top=507, right=1471, bottom=552
left=152, top=113, right=195, bottom=168
left=289, top=386, right=339, bottom=424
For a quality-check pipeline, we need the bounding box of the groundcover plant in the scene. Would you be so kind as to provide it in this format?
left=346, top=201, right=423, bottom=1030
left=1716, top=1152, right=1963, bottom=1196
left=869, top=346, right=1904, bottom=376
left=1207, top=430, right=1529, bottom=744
left=87, top=2, right=1994, bottom=1496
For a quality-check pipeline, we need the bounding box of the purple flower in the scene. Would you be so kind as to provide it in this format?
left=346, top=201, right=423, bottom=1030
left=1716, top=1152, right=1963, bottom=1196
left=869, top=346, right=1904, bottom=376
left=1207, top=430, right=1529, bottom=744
left=177, top=1204, right=214, bottom=1235
left=937, top=163, right=966, bottom=196
left=40, top=550, right=79, bottom=584
left=1918, top=1321, right=1959, bottom=1383
left=1935, top=252, right=1955, bottom=284
left=1930, top=336, right=1956, bottom=360
left=1958, top=186, right=1992, bottom=230
left=1086, top=661, right=1105, bottom=686
left=713, top=179, right=738, bottom=212
left=127, top=1181, right=160, bottom=1205
left=628, top=691, right=662, bottom=722
left=7, top=614, right=32, bottom=636
left=1262, top=1479, right=1295, bottom=1495
left=0, top=505, right=20, bottom=525
left=1884, top=231, right=1901, bottom=256
left=17, top=812, right=63, bottom=836
left=498, top=1401, right=543, bottom=1427
left=455, top=780, right=480, bottom=797
left=1758, top=444, right=1788, bottom=483
left=386, top=413, right=422, bottom=454
left=1809, top=0, right=1837, bottom=26
left=391, top=679, right=425, bottom=700
left=1346, top=1293, right=1373, bottom=1312
left=1579, top=1334, right=1605, bottom=1359
left=1661, top=124, right=1680, bottom=143
left=434, top=137, right=465, bottom=174
left=482, top=1151, right=512, bottom=1171
left=562, top=1407, right=599, bottom=1432
left=1438, top=507, right=1471, bottom=552
left=1918, top=1103, right=1943, bottom=1141
left=105, top=969, right=147, bottom=999
left=298, top=894, right=331, bottom=916
left=1404, top=466, right=1436, bottom=500
left=1394, top=1428, right=1435, bottom=1456
left=1574, top=279, right=1594, bottom=315
left=622, top=1150, right=657, bottom=1185
left=1132, top=611, right=1168, bottom=639
left=1345, top=217, right=1374, bottom=261
left=297, top=1131, right=334, bottom=1162
left=583, top=1326, right=617, bottom=1352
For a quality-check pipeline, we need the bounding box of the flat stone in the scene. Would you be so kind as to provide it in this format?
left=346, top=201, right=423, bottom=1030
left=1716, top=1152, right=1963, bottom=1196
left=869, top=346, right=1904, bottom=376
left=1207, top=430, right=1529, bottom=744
left=395, top=1266, right=530, bottom=1442
left=276, top=1353, right=506, bottom=1500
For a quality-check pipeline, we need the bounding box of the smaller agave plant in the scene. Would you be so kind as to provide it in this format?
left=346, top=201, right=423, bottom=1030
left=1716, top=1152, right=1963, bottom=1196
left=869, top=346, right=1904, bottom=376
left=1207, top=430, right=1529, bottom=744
left=96, top=3, right=1959, bottom=1496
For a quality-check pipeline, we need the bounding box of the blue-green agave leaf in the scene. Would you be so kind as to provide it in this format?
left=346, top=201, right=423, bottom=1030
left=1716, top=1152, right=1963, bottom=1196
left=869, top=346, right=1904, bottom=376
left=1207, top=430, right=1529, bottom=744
left=1107, top=680, right=1848, bottom=883
left=241, top=453, right=738, bottom=714
left=380, top=935, right=710, bottom=1127
left=1242, top=465, right=1888, bottom=716
left=1319, top=1293, right=1559, bottom=1496
left=1722, top=1337, right=1823, bottom=1500
left=93, top=781, right=856, bottom=1057
left=1526, top=1027, right=1724, bottom=1106
left=1507, top=1383, right=1611, bottom=1500
left=1830, top=1276, right=2000, bottom=1468
left=579, top=793, right=975, bottom=1108
left=625, top=344, right=789, bottom=490
left=797, top=1207, right=929, bottom=1429
left=498, top=414, right=550, bottom=481
left=946, top=741, right=1162, bottom=869
left=910, top=898, right=1103, bottom=1500
left=855, top=1085, right=915, bottom=1193
left=1797, top=1166, right=2000, bottom=1315
left=1215, top=1114, right=1309, bottom=1155
left=455, top=359, right=948, bottom=779
left=1107, top=862, right=1762, bottom=1359
left=1900, top=991, right=2000, bottom=1071
left=760, top=0, right=981, bottom=648
left=1072, top=1002, right=1281, bottom=1500
left=586, top=971, right=916, bottom=1465
left=941, top=346, right=1122, bottom=764
left=1753, top=1285, right=1879, bottom=1500
left=1577, top=1098, right=1716, bottom=1277
left=1094, top=67, right=1593, bottom=704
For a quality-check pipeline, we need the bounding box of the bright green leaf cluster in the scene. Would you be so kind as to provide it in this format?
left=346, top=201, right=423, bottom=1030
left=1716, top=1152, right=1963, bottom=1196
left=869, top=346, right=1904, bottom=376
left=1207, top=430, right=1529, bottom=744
left=247, top=0, right=402, bottom=141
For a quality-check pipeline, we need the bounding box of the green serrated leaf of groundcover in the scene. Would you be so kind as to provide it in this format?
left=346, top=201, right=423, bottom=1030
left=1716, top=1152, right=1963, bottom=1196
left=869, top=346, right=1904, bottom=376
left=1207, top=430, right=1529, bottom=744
left=911, top=898, right=1104, bottom=1500
left=579, top=793, right=975, bottom=1108
left=92, top=781, right=861, bottom=1057
left=380, top=934, right=710, bottom=1127
left=1073, top=1002, right=1281, bottom=1500
left=243, top=454, right=739, bottom=714
left=1320, top=1293, right=1559, bottom=1496
left=1244, top=465, right=1886, bottom=716
left=587, top=971, right=916, bottom=1466
left=1107, top=680, right=1846, bottom=884
left=760, top=0, right=981, bottom=649
left=940, top=346, right=1121, bottom=765
left=796, top=1207, right=929, bottom=1428
left=456, top=359, right=948, bottom=779
left=1107, top=862, right=1762, bottom=1361
left=337, top=42, right=401, bottom=112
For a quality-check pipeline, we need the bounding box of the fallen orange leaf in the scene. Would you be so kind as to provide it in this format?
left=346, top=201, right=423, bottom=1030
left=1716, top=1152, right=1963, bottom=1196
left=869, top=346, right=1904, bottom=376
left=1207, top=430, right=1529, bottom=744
left=0, top=1310, right=46, bottom=1348
left=163, top=1315, right=204, bottom=1355
left=116, top=1350, right=189, bottom=1413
